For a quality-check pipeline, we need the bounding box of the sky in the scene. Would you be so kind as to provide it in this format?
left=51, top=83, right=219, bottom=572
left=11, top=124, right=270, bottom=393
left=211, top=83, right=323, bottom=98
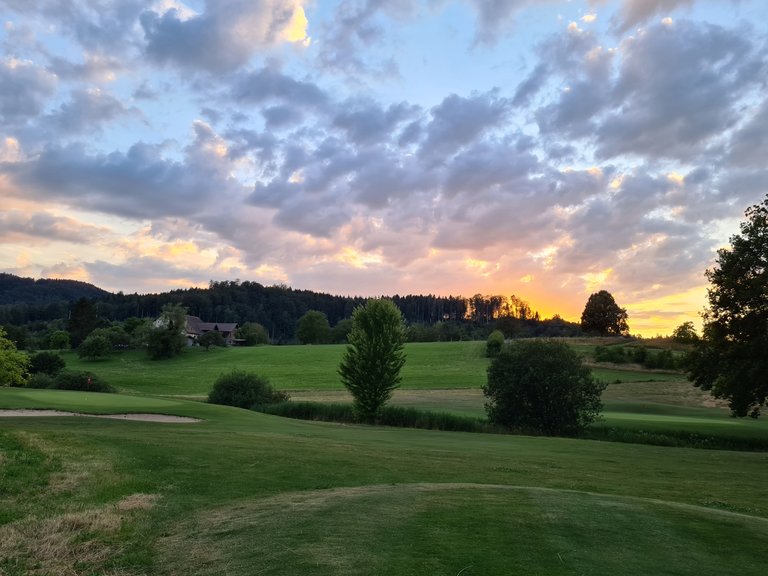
left=1, top=0, right=767, bottom=336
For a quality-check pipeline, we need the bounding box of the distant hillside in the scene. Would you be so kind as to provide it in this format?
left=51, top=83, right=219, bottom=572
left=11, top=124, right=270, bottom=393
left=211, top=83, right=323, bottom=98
left=0, top=273, right=582, bottom=342
left=0, top=273, right=111, bottom=305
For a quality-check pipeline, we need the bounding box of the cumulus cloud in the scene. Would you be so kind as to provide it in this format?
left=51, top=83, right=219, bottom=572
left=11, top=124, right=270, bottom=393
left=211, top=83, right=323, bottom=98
left=610, top=0, right=695, bottom=32
left=4, top=121, right=246, bottom=220
left=44, top=88, right=139, bottom=135
left=0, top=210, right=110, bottom=244
left=332, top=99, right=420, bottom=146
left=0, top=58, right=57, bottom=123
left=48, top=53, right=126, bottom=83
left=231, top=66, right=329, bottom=108
left=464, top=0, right=555, bottom=45
left=140, top=0, right=309, bottom=73
left=3, top=0, right=151, bottom=52
left=595, top=20, right=763, bottom=161
left=419, top=91, right=512, bottom=160
left=2, top=0, right=767, bottom=334
left=315, top=0, right=414, bottom=78
left=728, top=97, right=768, bottom=168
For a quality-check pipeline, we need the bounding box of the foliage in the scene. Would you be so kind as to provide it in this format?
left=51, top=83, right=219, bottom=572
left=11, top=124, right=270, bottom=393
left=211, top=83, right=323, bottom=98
left=89, top=325, right=131, bottom=348
left=51, top=370, right=114, bottom=392
left=483, top=340, right=606, bottom=435
left=593, top=345, right=681, bottom=371
left=688, top=194, right=768, bottom=417
left=77, top=334, right=113, bottom=360
left=485, top=329, right=505, bottom=357
left=296, top=310, right=331, bottom=344
left=236, top=322, right=269, bottom=345
left=2, top=273, right=580, bottom=344
left=671, top=321, right=698, bottom=344
left=198, top=330, right=226, bottom=350
left=580, top=290, right=629, bottom=336
left=29, top=351, right=66, bottom=376
left=2, top=324, right=29, bottom=350
left=338, top=299, right=407, bottom=422
left=68, top=298, right=102, bottom=347
left=26, top=372, right=55, bottom=389
left=257, top=401, right=498, bottom=433
left=329, top=318, right=353, bottom=343
left=207, top=370, right=288, bottom=409
left=147, top=303, right=187, bottom=360
left=48, top=330, right=70, bottom=350
left=0, top=326, right=29, bottom=387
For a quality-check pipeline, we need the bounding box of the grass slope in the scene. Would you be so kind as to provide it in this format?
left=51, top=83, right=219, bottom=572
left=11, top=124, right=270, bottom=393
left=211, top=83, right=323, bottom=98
left=63, top=341, right=681, bottom=397
left=1, top=387, right=767, bottom=575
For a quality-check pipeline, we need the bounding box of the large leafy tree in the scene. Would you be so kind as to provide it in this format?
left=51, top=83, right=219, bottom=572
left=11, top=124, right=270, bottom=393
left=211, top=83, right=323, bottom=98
left=338, top=299, right=406, bottom=422
left=147, top=303, right=187, bottom=360
left=0, top=326, right=29, bottom=387
left=483, top=340, right=605, bottom=436
left=688, top=195, right=768, bottom=417
left=68, top=298, right=101, bottom=347
left=236, top=322, right=270, bottom=345
left=580, top=290, right=629, bottom=336
left=296, top=310, right=331, bottom=344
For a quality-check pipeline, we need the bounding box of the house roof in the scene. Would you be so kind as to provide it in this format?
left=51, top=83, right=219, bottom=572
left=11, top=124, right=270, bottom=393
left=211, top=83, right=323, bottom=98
left=185, top=315, right=238, bottom=335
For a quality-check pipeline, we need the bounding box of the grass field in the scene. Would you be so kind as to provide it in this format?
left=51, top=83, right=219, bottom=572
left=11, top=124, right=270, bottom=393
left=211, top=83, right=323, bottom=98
left=61, top=341, right=681, bottom=396
left=2, top=340, right=767, bottom=574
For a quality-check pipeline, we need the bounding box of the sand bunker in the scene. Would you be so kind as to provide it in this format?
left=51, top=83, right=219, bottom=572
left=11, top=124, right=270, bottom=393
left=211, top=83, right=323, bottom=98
left=0, top=410, right=201, bottom=423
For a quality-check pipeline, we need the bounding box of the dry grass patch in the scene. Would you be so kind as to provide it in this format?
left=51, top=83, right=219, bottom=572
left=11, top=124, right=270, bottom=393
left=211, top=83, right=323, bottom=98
left=115, top=493, right=160, bottom=512
left=0, top=493, right=159, bottom=576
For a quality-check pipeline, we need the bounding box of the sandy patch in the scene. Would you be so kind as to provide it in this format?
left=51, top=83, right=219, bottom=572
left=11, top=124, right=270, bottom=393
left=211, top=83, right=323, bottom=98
left=0, top=409, right=201, bottom=423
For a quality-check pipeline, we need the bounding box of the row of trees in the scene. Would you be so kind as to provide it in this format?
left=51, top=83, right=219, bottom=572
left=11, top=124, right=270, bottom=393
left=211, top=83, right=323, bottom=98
left=1, top=273, right=588, bottom=345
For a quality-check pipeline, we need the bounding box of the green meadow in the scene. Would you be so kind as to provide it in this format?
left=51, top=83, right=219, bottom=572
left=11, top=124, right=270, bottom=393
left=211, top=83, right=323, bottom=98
left=2, top=340, right=768, bottom=574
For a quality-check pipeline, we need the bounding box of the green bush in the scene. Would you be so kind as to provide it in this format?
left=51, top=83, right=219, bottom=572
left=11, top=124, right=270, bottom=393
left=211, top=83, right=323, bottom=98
left=484, top=340, right=606, bottom=436
left=77, top=334, right=113, bottom=360
left=593, top=345, right=628, bottom=364
left=256, top=401, right=499, bottom=433
left=208, top=370, right=288, bottom=409
left=26, top=373, right=55, bottom=389
left=29, top=351, right=66, bottom=376
left=485, top=330, right=505, bottom=358
left=51, top=371, right=114, bottom=393
left=198, top=330, right=226, bottom=350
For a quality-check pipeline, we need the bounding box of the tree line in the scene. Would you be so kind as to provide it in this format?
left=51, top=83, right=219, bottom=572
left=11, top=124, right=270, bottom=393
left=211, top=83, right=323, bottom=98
left=0, top=276, right=584, bottom=347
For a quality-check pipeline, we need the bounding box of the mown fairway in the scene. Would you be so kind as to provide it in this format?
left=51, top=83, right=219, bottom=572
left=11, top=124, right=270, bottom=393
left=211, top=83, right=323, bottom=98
left=1, top=387, right=768, bottom=575
left=60, top=340, right=768, bottom=446
left=63, top=341, right=680, bottom=395
left=3, top=340, right=768, bottom=574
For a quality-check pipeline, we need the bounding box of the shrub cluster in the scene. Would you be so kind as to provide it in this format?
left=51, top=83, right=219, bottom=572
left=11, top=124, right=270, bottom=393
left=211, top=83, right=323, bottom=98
left=256, top=401, right=499, bottom=433
left=207, top=370, right=289, bottom=409
left=21, top=369, right=114, bottom=392
left=593, top=345, right=682, bottom=370
left=49, top=371, right=115, bottom=393
left=28, top=351, right=66, bottom=376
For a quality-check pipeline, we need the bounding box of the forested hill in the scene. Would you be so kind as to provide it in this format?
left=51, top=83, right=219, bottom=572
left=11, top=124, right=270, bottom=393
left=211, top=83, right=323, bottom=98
left=0, top=274, right=582, bottom=342
left=0, top=273, right=110, bottom=305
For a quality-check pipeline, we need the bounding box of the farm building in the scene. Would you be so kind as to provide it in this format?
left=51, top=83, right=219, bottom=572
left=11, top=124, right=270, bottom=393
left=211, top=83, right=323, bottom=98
left=185, top=316, right=239, bottom=346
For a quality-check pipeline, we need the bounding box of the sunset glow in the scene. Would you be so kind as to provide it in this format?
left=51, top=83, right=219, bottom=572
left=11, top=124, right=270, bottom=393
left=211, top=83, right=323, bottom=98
left=1, top=1, right=766, bottom=336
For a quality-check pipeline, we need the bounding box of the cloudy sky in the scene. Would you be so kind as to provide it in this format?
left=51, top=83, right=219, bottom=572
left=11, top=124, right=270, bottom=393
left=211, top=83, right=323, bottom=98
left=1, top=0, right=766, bottom=335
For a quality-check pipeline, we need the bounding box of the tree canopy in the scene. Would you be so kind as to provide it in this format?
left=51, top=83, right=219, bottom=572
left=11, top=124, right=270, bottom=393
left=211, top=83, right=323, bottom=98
left=580, top=290, right=629, bottom=336
left=338, top=299, right=406, bottom=422
left=687, top=194, right=768, bottom=417
left=0, top=326, right=29, bottom=387
left=296, top=310, right=331, bottom=344
left=147, top=303, right=187, bottom=360
left=483, top=340, right=605, bottom=435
